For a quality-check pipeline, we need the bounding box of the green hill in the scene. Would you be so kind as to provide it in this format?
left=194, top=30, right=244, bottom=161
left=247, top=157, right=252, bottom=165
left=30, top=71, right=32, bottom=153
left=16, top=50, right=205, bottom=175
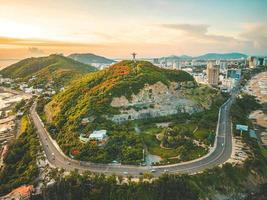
left=45, top=60, right=194, bottom=127
left=0, top=54, right=97, bottom=87
left=43, top=60, right=220, bottom=163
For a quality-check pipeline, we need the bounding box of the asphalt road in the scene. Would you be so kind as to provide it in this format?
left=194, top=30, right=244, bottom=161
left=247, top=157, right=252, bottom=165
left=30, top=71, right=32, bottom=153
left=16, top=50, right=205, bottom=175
left=30, top=95, right=234, bottom=177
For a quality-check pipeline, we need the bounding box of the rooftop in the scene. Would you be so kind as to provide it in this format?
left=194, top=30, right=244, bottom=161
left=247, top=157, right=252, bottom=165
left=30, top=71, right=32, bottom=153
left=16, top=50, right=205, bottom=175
left=90, top=130, right=107, bottom=137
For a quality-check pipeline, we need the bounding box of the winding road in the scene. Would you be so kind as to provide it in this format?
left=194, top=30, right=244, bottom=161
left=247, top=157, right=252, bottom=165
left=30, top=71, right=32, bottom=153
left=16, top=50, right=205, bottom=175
left=30, top=94, right=235, bottom=177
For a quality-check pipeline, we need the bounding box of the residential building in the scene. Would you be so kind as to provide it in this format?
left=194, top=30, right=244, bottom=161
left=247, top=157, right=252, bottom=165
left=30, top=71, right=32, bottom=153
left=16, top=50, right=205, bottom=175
left=89, top=130, right=107, bottom=141
left=206, top=62, right=219, bottom=86
left=247, top=56, right=257, bottom=68
left=81, top=117, right=90, bottom=125
left=257, top=57, right=264, bottom=66
left=227, top=69, right=241, bottom=80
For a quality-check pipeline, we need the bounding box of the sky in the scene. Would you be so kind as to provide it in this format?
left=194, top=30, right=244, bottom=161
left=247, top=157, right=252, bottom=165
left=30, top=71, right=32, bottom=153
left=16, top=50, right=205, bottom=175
left=0, top=0, right=267, bottom=62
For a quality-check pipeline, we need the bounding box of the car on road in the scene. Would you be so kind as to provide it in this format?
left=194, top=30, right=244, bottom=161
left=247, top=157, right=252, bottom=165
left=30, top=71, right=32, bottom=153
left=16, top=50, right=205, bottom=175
left=150, top=169, right=156, bottom=173
left=141, top=163, right=146, bottom=166
left=123, top=171, right=128, bottom=175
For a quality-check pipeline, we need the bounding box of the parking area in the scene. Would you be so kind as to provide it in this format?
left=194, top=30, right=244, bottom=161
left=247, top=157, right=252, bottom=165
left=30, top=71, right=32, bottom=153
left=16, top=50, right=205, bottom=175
left=227, top=137, right=250, bottom=164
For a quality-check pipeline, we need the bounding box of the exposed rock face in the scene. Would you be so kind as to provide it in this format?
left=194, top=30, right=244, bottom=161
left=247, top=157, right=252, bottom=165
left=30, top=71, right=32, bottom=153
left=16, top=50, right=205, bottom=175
left=110, top=81, right=206, bottom=123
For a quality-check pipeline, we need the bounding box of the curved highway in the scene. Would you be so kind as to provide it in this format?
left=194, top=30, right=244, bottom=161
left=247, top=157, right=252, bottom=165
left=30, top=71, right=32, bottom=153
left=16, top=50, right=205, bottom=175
left=30, top=95, right=235, bottom=177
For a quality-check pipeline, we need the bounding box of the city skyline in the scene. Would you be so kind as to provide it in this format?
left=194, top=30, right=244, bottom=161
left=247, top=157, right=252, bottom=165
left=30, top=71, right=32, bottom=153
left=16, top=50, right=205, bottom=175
left=0, top=0, right=267, bottom=60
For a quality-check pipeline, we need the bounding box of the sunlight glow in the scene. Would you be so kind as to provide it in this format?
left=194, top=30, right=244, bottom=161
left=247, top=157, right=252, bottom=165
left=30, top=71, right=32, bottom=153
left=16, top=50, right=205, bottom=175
left=0, top=20, right=41, bottom=39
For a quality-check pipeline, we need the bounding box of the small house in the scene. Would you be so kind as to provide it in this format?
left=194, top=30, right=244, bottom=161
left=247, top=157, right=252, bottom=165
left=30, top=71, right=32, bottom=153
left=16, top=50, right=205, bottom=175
left=89, top=130, right=107, bottom=141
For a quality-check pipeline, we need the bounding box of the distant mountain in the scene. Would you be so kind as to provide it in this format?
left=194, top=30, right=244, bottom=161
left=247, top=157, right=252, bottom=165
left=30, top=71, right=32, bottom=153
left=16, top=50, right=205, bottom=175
left=68, top=53, right=115, bottom=65
left=195, top=53, right=248, bottom=60
left=0, top=54, right=97, bottom=87
left=180, top=55, right=193, bottom=59
left=159, top=53, right=247, bottom=61
left=159, top=55, right=192, bottom=62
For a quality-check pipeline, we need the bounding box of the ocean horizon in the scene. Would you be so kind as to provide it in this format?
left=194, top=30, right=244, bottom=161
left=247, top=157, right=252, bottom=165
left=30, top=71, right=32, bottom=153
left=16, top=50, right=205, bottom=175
left=0, top=59, right=20, bottom=69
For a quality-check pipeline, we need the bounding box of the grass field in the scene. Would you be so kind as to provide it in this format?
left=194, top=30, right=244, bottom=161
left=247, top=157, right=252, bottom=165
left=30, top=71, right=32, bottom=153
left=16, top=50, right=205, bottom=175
left=140, top=123, right=211, bottom=161
left=142, top=132, right=179, bottom=158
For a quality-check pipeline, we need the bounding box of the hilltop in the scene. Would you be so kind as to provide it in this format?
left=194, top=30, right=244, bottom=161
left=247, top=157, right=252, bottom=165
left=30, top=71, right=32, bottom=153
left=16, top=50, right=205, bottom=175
left=0, top=54, right=97, bottom=87
left=42, top=60, right=221, bottom=164
left=68, top=53, right=115, bottom=65
left=45, top=60, right=196, bottom=127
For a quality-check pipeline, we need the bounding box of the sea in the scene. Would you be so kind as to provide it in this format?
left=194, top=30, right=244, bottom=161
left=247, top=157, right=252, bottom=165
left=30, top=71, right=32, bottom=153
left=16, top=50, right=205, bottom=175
left=0, top=59, right=19, bottom=70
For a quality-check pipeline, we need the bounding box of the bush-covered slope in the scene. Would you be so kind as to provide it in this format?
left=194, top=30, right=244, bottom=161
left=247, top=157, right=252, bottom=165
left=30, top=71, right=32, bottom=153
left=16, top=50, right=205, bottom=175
left=45, top=60, right=195, bottom=130
left=42, top=60, right=221, bottom=163
left=0, top=116, right=40, bottom=196
left=0, top=54, right=97, bottom=86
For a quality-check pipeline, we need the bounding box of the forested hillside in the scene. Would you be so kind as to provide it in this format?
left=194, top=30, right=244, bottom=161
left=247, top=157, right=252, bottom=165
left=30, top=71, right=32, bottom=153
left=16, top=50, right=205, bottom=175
left=0, top=54, right=97, bottom=87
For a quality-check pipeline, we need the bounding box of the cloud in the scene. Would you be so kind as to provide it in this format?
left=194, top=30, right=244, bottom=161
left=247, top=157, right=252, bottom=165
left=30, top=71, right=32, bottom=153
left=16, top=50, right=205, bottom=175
left=28, top=47, right=44, bottom=55
left=160, top=23, right=209, bottom=35
left=0, top=36, right=106, bottom=47
left=239, top=23, right=267, bottom=50
left=159, top=23, right=267, bottom=54
left=151, top=23, right=258, bottom=55
left=159, top=23, right=238, bottom=43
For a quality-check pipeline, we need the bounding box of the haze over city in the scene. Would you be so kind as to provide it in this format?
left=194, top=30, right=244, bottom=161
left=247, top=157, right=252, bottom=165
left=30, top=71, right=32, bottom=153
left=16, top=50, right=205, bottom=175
left=0, top=0, right=267, bottom=61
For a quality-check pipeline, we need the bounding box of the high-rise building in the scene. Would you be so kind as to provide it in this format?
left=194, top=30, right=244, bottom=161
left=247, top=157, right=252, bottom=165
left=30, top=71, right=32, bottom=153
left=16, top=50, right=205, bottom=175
left=247, top=56, right=257, bottom=68
left=153, top=58, right=159, bottom=64
left=220, top=61, right=228, bottom=73
left=227, top=69, right=241, bottom=80
left=257, top=58, right=264, bottom=66
left=172, top=61, right=179, bottom=69
left=207, top=62, right=219, bottom=86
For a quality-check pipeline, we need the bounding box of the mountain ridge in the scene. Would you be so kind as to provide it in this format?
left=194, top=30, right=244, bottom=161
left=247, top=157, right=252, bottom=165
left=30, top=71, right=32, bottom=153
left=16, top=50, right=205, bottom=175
left=159, top=52, right=248, bottom=61
left=0, top=54, right=97, bottom=87
left=68, top=53, right=115, bottom=65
